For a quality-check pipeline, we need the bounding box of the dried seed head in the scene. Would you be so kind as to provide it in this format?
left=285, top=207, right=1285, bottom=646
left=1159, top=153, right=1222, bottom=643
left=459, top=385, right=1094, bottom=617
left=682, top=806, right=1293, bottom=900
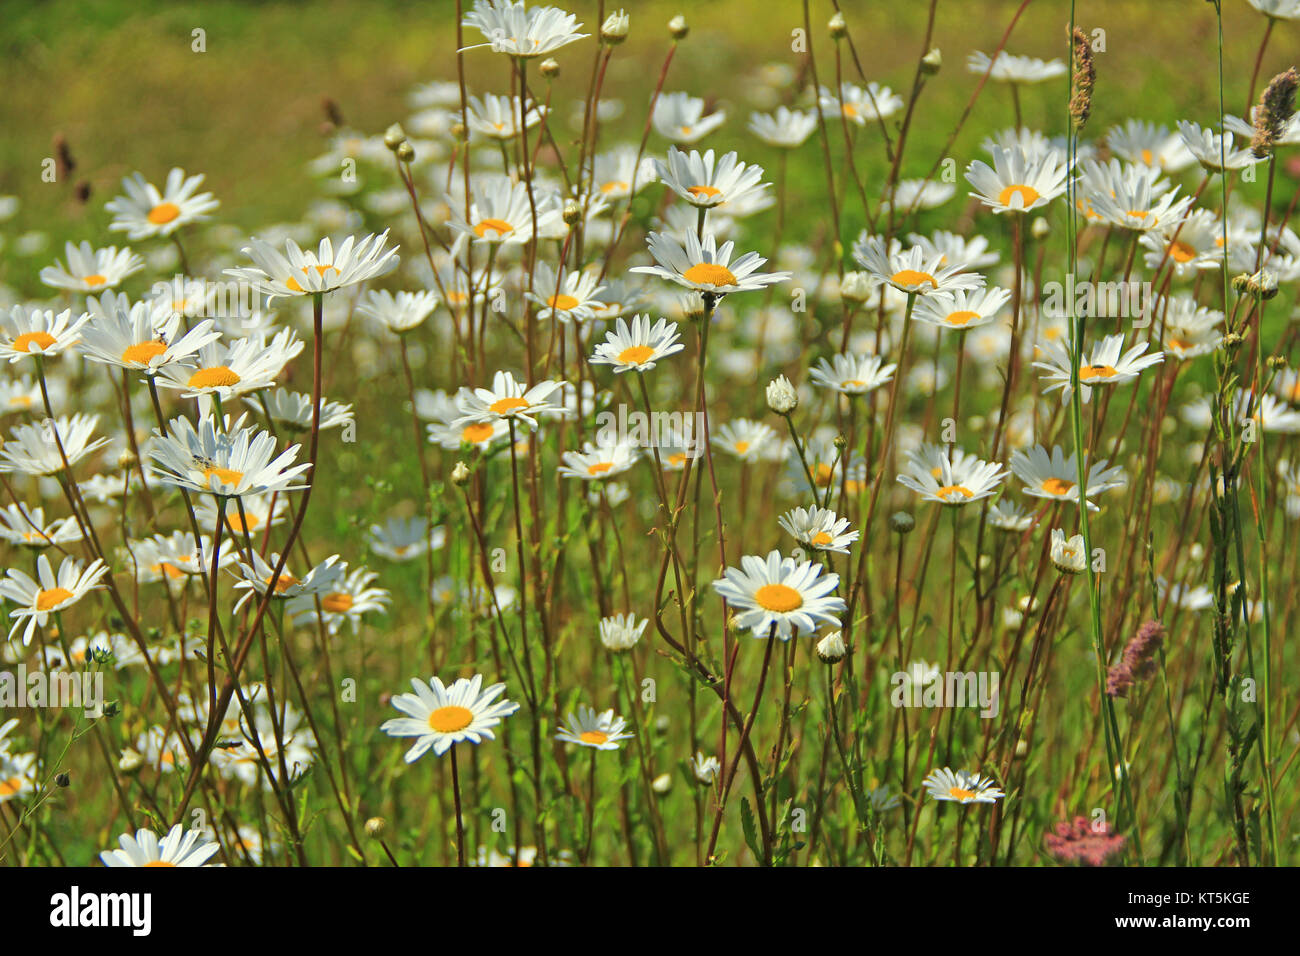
left=1253, top=67, right=1299, bottom=158
left=1069, top=28, right=1095, bottom=132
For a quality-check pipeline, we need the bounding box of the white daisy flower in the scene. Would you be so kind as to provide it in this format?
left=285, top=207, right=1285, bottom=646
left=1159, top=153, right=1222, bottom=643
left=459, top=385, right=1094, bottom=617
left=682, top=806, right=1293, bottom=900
left=1050, top=528, right=1089, bottom=574
left=461, top=0, right=588, bottom=58
left=193, top=491, right=286, bottom=539
left=809, top=352, right=896, bottom=395
left=81, top=292, right=222, bottom=375
left=382, top=673, right=520, bottom=761
left=453, top=370, right=567, bottom=432
left=748, top=107, right=817, bottom=149
left=0, top=414, right=109, bottom=476
left=897, top=444, right=1008, bottom=506
left=711, top=549, right=846, bottom=640
left=148, top=415, right=312, bottom=497
left=599, top=612, right=647, bottom=651
left=912, top=286, right=1011, bottom=331
left=0, top=504, right=82, bottom=549
left=0, top=553, right=108, bottom=645
left=1107, top=119, right=1196, bottom=172
left=1176, top=120, right=1263, bottom=173
left=0, top=305, right=89, bottom=362
left=922, top=766, right=1005, bottom=803
left=555, top=705, right=633, bottom=750
left=358, top=289, right=440, bottom=334
left=230, top=552, right=345, bottom=611
left=778, top=506, right=860, bottom=553
left=692, top=751, right=721, bottom=785
left=105, top=168, right=220, bottom=240
left=558, top=437, right=641, bottom=481
left=288, top=566, right=390, bottom=634
left=155, top=327, right=302, bottom=400
left=224, top=231, right=399, bottom=302
left=1034, top=333, right=1164, bottom=404
left=448, top=175, right=563, bottom=245
left=1138, top=210, right=1227, bottom=277
left=852, top=234, right=985, bottom=294
left=713, top=418, right=778, bottom=463
left=1010, top=444, right=1126, bottom=509
left=967, top=50, right=1066, bottom=84
left=631, top=231, right=791, bottom=296
left=40, top=241, right=144, bottom=293
left=462, top=93, right=548, bottom=140
left=590, top=145, right=659, bottom=200
left=100, top=824, right=220, bottom=867
left=817, top=82, right=904, bottom=124
left=369, top=515, right=446, bottom=562
left=529, top=263, right=607, bottom=323
left=652, top=91, right=726, bottom=144
left=966, top=144, right=1072, bottom=214
left=655, top=146, right=769, bottom=210
left=590, top=313, right=684, bottom=372
left=988, top=498, right=1036, bottom=532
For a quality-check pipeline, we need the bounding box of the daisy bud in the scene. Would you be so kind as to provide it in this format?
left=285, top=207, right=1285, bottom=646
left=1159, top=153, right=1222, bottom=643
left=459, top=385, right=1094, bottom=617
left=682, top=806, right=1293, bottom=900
left=839, top=270, right=874, bottom=303
left=1014, top=738, right=1029, bottom=758
left=1031, top=217, right=1051, bottom=240
left=692, top=752, right=721, bottom=785
left=766, top=374, right=798, bottom=414
left=451, top=461, right=471, bottom=486
left=118, top=750, right=144, bottom=775
left=1268, top=354, right=1288, bottom=370
left=1231, top=273, right=1252, bottom=295
left=601, top=9, right=630, bottom=44
left=1049, top=528, right=1087, bottom=575
left=680, top=291, right=708, bottom=321
left=103, top=700, right=120, bottom=718
left=828, top=12, right=847, bottom=39
left=117, top=448, right=137, bottom=470
left=55, top=771, right=70, bottom=788
left=1223, top=332, right=1244, bottom=348
left=889, top=511, right=915, bottom=534
left=539, top=58, right=561, bottom=79
left=833, top=434, right=848, bottom=451
left=396, top=141, right=416, bottom=164
left=365, top=816, right=387, bottom=838
left=668, top=14, right=688, bottom=40
left=921, top=47, right=942, bottom=75
left=563, top=199, right=583, bottom=226
left=652, top=773, right=673, bottom=794
left=451, top=122, right=467, bottom=141
left=384, top=123, right=407, bottom=151
left=815, top=630, right=847, bottom=663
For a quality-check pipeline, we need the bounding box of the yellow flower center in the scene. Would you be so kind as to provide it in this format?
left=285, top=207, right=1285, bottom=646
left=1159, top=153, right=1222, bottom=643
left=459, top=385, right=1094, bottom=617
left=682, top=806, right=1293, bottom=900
left=142, top=860, right=176, bottom=867
left=811, top=531, right=834, bottom=547
left=586, top=462, right=614, bottom=476
left=945, top=310, right=981, bottom=327
left=0, top=776, right=25, bottom=797
left=153, top=562, right=185, bottom=580
left=265, top=573, right=298, bottom=593
left=667, top=452, right=687, bottom=467
left=547, top=293, right=580, bottom=311
left=489, top=396, right=530, bottom=415
left=815, top=463, right=834, bottom=486
left=1169, top=240, right=1197, bottom=263
left=891, top=269, right=937, bottom=289
left=122, top=340, right=168, bottom=364
left=617, top=345, right=655, bottom=365
left=35, top=587, right=73, bottom=611
left=82, top=274, right=107, bottom=287
left=579, top=730, right=609, bottom=745
left=754, top=582, right=803, bottom=613
left=428, top=704, right=474, bottom=733
left=227, top=512, right=260, bottom=533
left=12, top=331, right=56, bottom=353
left=188, top=366, right=242, bottom=389
left=842, top=103, right=858, bottom=119
left=936, top=484, right=974, bottom=499
left=462, top=422, right=496, bottom=443
left=949, top=786, right=976, bottom=801
left=687, top=185, right=721, bottom=199
left=600, top=180, right=629, bottom=194
left=1041, top=477, right=1076, bottom=496
left=474, top=217, right=515, bottom=239
left=321, top=592, right=354, bottom=613
left=997, top=184, right=1041, bottom=209
left=734, top=440, right=751, bottom=454
left=204, top=464, right=244, bottom=486
left=683, top=263, right=738, bottom=286
left=1079, top=364, right=1118, bottom=381
left=285, top=276, right=304, bottom=292
left=1140, top=148, right=1154, bottom=166
left=1167, top=336, right=1193, bottom=353
left=148, top=202, right=182, bottom=225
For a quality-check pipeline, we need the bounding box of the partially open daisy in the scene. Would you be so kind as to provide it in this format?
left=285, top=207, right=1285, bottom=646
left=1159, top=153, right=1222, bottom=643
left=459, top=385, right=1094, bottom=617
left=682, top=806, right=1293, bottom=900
left=598, top=612, right=647, bottom=652
left=100, top=824, right=220, bottom=867
left=382, top=673, right=520, bottom=762
left=897, top=444, right=1008, bottom=506
left=1034, top=333, right=1164, bottom=404
left=555, top=705, right=633, bottom=750
left=809, top=352, right=896, bottom=395
left=655, top=146, right=769, bottom=210
left=530, top=263, right=607, bottom=323
left=558, top=437, right=641, bottom=481
left=912, top=287, right=1011, bottom=332
left=967, top=50, right=1066, bottom=84
left=852, top=235, right=985, bottom=295
left=40, top=241, right=144, bottom=293
left=1010, top=444, right=1126, bottom=510
left=0, top=503, right=82, bottom=549
left=358, top=289, right=440, bottom=334
left=747, top=106, right=818, bottom=149
left=1175, top=120, right=1262, bottom=173
left=453, top=370, right=567, bottom=432
left=966, top=144, right=1072, bottom=214
left=0, top=414, right=109, bottom=476
left=1050, top=528, right=1088, bottom=574
left=0, top=553, right=108, bottom=645
left=711, top=549, right=846, bottom=640
left=922, top=767, right=1005, bottom=804
left=652, top=91, right=726, bottom=144
left=817, top=82, right=904, bottom=125
left=105, top=168, right=220, bottom=240
left=631, top=231, right=791, bottom=296
left=225, top=231, right=399, bottom=302
left=461, top=0, right=588, bottom=58
left=1, top=305, right=89, bottom=362
left=148, top=415, right=313, bottom=497
left=778, top=506, right=860, bottom=554
left=590, top=314, right=684, bottom=372
left=79, top=293, right=220, bottom=374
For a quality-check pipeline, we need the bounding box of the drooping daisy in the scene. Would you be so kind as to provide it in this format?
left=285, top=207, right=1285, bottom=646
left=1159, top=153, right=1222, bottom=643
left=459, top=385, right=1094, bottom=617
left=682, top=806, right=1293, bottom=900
left=967, top=50, right=1066, bottom=84
left=1, top=305, right=92, bottom=365
left=0, top=414, right=110, bottom=476
left=817, top=82, right=904, bottom=125
left=912, top=287, right=1012, bottom=331
left=148, top=415, right=313, bottom=497
left=79, top=293, right=221, bottom=374
left=897, top=445, right=1008, bottom=506
left=555, top=705, right=634, bottom=750
left=852, top=234, right=985, bottom=295
left=710, top=549, right=846, bottom=640
left=748, top=107, right=818, bottom=149
left=631, top=231, right=792, bottom=296
left=598, top=612, right=647, bottom=652
left=1010, top=444, right=1126, bottom=509
left=461, top=0, right=588, bottom=58
left=966, top=144, right=1072, bottom=214
left=655, top=147, right=769, bottom=210
left=105, top=168, right=220, bottom=240
left=1175, top=120, right=1262, bottom=173
left=590, top=313, right=684, bottom=372
left=224, top=231, right=399, bottom=302
left=1034, top=333, right=1164, bottom=404
left=1049, top=528, right=1089, bottom=574
left=453, top=370, right=567, bottom=432
left=652, top=91, right=726, bottom=144
left=358, top=289, right=440, bottom=334
left=0, top=553, right=108, bottom=645
left=40, top=241, right=144, bottom=293
left=922, top=766, right=1005, bottom=804
left=100, top=824, right=220, bottom=867
left=778, top=506, right=860, bottom=554
left=529, top=263, right=607, bottom=322
left=809, top=352, right=897, bottom=395
left=558, top=437, right=641, bottom=481
left=381, top=673, right=520, bottom=762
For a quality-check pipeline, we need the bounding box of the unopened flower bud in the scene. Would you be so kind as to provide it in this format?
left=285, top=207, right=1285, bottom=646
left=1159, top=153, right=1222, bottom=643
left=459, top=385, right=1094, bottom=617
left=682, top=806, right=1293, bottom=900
left=816, top=631, right=847, bottom=663
left=365, top=817, right=387, bottom=838
left=766, top=374, right=798, bottom=414
left=384, top=123, right=407, bottom=151
left=890, top=511, right=915, bottom=534
left=118, top=750, right=144, bottom=775
left=55, top=772, right=71, bottom=788
left=921, top=47, right=942, bottom=75
left=652, top=772, right=672, bottom=794
left=839, top=271, right=874, bottom=303
left=451, top=461, right=471, bottom=486
left=1268, top=354, right=1288, bottom=370
left=668, top=14, right=688, bottom=39
left=539, top=58, right=561, bottom=79
left=563, top=200, right=583, bottom=226
left=1031, top=217, right=1051, bottom=240
left=451, top=122, right=467, bottom=141
left=602, top=9, right=629, bottom=44
left=395, top=141, right=416, bottom=164
left=828, top=12, right=847, bottom=39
